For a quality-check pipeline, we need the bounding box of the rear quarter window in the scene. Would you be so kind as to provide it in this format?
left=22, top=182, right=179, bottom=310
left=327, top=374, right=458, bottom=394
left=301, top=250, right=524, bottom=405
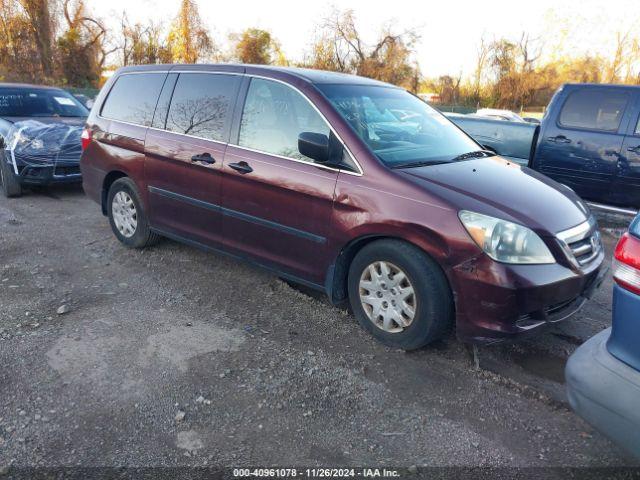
left=100, top=73, right=167, bottom=126
left=559, top=89, right=629, bottom=132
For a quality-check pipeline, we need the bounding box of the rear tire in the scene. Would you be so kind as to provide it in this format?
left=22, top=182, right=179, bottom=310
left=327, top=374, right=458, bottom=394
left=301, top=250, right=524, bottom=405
left=347, top=239, right=453, bottom=350
left=107, top=177, right=159, bottom=248
left=1, top=157, right=22, bottom=198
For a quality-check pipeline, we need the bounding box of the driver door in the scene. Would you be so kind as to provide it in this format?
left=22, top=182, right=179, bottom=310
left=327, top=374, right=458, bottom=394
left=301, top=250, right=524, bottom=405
left=220, top=77, right=339, bottom=285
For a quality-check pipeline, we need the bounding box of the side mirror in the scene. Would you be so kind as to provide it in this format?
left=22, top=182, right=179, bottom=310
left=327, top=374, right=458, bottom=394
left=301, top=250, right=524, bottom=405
left=298, top=132, right=329, bottom=163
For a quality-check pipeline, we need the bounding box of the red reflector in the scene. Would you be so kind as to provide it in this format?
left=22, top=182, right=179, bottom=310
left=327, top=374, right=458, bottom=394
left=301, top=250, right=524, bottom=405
left=613, top=233, right=640, bottom=295
left=81, top=128, right=92, bottom=150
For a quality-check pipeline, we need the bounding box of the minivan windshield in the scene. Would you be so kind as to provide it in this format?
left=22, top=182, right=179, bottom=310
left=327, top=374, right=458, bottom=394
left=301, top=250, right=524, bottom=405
left=0, top=87, right=88, bottom=118
left=317, top=84, right=484, bottom=168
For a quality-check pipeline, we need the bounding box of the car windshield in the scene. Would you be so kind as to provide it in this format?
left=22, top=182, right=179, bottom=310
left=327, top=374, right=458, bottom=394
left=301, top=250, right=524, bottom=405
left=317, top=84, right=481, bottom=168
left=0, top=87, right=88, bottom=117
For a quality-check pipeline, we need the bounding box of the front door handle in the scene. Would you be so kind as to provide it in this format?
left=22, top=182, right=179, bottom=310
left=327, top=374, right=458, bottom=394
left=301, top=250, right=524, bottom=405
left=228, top=161, right=253, bottom=174
left=191, top=152, right=215, bottom=164
left=627, top=145, right=640, bottom=154
left=547, top=135, right=572, bottom=144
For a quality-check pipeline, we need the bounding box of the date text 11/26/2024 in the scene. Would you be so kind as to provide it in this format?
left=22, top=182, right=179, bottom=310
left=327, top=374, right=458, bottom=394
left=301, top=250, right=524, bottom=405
left=232, top=468, right=403, bottom=478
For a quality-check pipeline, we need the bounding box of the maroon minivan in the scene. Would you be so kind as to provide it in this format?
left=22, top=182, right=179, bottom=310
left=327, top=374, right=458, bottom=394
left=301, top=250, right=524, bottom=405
left=80, top=64, right=606, bottom=348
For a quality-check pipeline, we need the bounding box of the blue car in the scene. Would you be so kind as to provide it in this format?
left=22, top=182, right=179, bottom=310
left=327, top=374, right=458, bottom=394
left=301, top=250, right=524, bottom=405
left=566, top=214, right=640, bottom=458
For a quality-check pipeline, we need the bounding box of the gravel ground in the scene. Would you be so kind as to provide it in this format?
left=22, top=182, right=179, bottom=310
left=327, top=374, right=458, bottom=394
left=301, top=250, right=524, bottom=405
left=0, top=185, right=639, bottom=478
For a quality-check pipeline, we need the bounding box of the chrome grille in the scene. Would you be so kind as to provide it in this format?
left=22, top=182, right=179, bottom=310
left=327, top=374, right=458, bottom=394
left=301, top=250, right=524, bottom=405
left=556, top=218, right=602, bottom=267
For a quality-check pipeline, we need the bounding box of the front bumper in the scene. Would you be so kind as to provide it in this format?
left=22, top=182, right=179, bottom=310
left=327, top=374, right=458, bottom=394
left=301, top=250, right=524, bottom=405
left=452, top=248, right=606, bottom=343
left=566, top=328, right=640, bottom=459
left=18, top=162, right=82, bottom=185
left=3, top=151, right=82, bottom=186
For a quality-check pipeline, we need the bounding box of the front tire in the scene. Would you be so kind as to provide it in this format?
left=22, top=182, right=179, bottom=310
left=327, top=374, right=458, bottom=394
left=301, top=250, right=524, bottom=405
left=107, top=177, right=159, bottom=248
left=347, top=239, right=453, bottom=350
left=1, top=157, right=22, bottom=198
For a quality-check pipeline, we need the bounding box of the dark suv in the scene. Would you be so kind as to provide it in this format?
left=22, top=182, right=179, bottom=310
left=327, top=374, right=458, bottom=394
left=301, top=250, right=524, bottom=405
left=80, top=64, right=606, bottom=348
left=0, top=83, right=88, bottom=197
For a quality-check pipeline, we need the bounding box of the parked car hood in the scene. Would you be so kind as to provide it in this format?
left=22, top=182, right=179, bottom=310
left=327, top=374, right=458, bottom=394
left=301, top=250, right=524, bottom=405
left=2, top=118, right=84, bottom=164
left=400, top=156, right=590, bottom=234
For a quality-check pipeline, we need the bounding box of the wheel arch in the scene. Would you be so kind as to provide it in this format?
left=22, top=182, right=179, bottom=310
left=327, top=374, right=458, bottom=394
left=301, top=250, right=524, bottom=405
left=101, top=170, right=129, bottom=215
left=325, top=231, right=452, bottom=306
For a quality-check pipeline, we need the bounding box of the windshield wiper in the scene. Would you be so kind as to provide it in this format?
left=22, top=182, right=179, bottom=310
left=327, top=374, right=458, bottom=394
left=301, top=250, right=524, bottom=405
left=450, top=150, right=496, bottom=161
left=391, top=160, right=453, bottom=169
left=391, top=150, right=497, bottom=169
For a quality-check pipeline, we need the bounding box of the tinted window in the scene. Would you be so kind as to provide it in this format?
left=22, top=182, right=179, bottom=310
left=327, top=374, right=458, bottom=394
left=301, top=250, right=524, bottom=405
left=0, top=88, right=87, bottom=117
left=559, top=89, right=629, bottom=131
left=635, top=115, right=640, bottom=135
left=165, top=73, right=239, bottom=142
left=101, top=73, right=165, bottom=126
left=318, top=84, right=479, bottom=167
left=151, top=73, right=178, bottom=129
left=239, top=78, right=330, bottom=162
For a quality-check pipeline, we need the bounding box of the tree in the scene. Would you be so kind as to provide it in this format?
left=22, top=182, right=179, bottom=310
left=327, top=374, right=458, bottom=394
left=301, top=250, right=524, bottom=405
left=472, top=36, right=490, bottom=104
left=306, top=35, right=348, bottom=72
left=166, top=0, right=212, bottom=63
left=484, top=34, right=544, bottom=110
left=118, top=13, right=170, bottom=66
left=231, top=28, right=282, bottom=65
left=19, top=0, right=55, bottom=79
left=357, top=31, right=420, bottom=89
left=430, top=74, right=462, bottom=105
left=606, top=28, right=640, bottom=83
left=0, top=0, right=40, bottom=81
left=306, top=9, right=421, bottom=91
left=56, top=0, right=111, bottom=87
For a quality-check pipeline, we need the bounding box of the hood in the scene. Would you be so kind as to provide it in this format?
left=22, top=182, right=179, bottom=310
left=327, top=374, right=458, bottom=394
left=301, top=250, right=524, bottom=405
left=3, top=119, right=83, bottom=164
left=400, top=156, right=590, bottom=234
left=2, top=116, right=86, bottom=127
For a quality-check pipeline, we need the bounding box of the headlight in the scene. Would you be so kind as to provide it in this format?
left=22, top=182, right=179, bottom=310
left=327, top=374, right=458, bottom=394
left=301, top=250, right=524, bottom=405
left=15, top=132, right=44, bottom=150
left=459, top=210, right=555, bottom=264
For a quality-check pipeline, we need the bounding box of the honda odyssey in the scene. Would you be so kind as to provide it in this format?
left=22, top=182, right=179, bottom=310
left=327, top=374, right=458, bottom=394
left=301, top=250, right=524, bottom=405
left=80, top=64, right=606, bottom=348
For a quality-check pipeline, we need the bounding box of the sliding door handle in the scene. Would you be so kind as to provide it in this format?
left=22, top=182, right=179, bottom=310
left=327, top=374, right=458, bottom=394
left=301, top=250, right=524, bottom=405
left=228, top=161, right=253, bottom=174
left=191, top=152, right=215, bottom=164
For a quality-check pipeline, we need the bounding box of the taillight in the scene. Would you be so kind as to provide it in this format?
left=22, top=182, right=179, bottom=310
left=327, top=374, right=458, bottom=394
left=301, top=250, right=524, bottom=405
left=81, top=127, right=92, bottom=150
left=613, top=232, right=640, bottom=295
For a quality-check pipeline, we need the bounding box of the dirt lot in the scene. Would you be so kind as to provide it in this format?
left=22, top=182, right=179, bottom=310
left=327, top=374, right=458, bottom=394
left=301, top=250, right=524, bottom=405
left=0, top=185, right=638, bottom=477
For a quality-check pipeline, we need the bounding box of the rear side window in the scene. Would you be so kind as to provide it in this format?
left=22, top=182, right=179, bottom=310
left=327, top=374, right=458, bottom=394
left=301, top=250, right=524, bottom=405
left=238, top=78, right=330, bottom=162
left=165, top=73, right=240, bottom=142
left=559, top=89, right=629, bottom=132
left=101, top=73, right=166, bottom=126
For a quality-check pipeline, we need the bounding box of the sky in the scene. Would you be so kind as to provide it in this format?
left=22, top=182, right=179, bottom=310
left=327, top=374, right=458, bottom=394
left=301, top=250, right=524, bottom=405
left=91, top=0, right=640, bottom=77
